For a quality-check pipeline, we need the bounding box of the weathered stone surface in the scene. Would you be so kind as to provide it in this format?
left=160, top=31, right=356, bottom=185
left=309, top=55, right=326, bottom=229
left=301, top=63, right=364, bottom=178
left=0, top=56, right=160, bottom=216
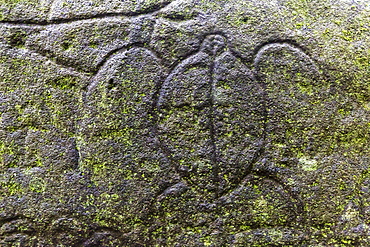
left=0, top=0, right=369, bottom=246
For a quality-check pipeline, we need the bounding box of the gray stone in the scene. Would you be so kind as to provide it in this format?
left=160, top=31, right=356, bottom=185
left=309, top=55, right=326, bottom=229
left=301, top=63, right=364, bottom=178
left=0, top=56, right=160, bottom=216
left=0, top=0, right=369, bottom=246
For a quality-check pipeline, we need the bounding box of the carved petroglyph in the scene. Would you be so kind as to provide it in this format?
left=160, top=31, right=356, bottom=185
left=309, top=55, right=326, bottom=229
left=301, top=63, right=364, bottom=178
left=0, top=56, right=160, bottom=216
left=0, top=0, right=175, bottom=24
left=0, top=0, right=179, bottom=73
left=156, top=34, right=264, bottom=194
left=156, top=34, right=319, bottom=199
left=1, top=0, right=369, bottom=245
left=1, top=12, right=324, bottom=243
left=151, top=35, right=323, bottom=235
left=1, top=24, right=317, bottom=197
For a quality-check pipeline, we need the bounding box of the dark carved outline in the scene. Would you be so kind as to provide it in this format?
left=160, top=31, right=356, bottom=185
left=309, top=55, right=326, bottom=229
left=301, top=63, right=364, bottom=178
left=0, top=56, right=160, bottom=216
left=0, top=16, right=320, bottom=235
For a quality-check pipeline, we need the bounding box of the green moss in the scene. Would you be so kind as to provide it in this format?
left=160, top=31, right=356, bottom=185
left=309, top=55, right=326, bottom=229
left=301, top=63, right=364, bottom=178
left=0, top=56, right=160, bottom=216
left=0, top=0, right=24, bottom=5
left=299, top=156, right=318, bottom=171
left=29, top=177, right=46, bottom=193
left=0, top=180, right=23, bottom=196
left=0, top=140, right=20, bottom=168
left=50, top=76, right=78, bottom=90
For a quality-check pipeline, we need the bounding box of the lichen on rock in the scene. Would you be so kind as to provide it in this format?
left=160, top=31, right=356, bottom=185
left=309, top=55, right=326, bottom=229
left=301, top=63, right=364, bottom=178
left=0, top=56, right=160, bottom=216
left=0, top=0, right=369, bottom=245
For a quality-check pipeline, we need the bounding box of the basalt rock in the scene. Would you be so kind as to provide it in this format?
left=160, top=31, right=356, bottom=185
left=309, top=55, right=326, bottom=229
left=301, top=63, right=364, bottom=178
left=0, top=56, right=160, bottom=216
left=0, top=0, right=369, bottom=246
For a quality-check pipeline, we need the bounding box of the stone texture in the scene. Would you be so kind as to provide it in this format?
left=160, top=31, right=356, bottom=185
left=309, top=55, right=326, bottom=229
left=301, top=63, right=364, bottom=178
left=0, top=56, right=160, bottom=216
left=0, top=0, right=369, bottom=246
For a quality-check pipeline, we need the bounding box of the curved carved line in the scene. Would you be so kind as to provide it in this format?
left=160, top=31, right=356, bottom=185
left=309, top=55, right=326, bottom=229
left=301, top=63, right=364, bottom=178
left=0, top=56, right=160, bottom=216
left=253, top=42, right=319, bottom=72
left=87, top=45, right=165, bottom=93
left=250, top=41, right=319, bottom=222
left=0, top=1, right=174, bottom=26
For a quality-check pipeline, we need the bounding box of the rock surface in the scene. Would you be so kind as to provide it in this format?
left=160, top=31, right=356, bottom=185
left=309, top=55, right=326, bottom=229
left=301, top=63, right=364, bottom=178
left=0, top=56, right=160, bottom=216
left=0, top=0, right=369, bottom=246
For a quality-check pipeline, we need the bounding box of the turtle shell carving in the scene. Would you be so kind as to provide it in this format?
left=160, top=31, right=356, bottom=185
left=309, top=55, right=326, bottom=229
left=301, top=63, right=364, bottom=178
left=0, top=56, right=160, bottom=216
left=156, top=34, right=265, bottom=193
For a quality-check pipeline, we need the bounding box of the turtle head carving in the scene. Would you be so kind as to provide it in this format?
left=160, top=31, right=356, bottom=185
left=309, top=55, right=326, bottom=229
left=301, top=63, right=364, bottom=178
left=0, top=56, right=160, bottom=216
left=200, top=34, right=227, bottom=56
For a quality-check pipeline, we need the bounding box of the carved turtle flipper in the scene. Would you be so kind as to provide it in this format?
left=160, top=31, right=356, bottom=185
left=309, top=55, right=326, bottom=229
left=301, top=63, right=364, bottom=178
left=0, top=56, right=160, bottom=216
left=80, top=47, right=172, bottom=229
left=253, top=43, right=322, bottom=181
left=251, top=42, right=323, bottom=223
